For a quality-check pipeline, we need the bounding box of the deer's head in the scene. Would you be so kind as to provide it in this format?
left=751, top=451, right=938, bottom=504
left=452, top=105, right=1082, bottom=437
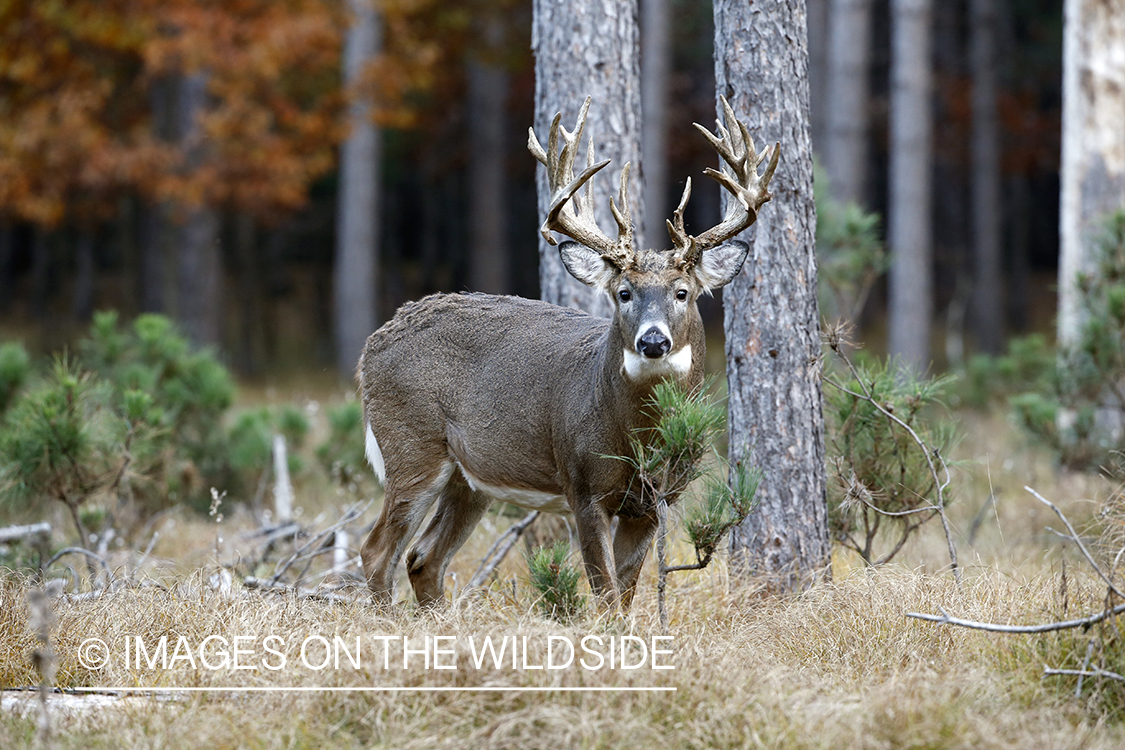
left=529, top=96, right=779, bottom=381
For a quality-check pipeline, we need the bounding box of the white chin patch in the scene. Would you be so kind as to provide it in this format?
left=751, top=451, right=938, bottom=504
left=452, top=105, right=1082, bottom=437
left=622, top=344, right=693, bottom=381
left=365, top=423, right=386, bottom=484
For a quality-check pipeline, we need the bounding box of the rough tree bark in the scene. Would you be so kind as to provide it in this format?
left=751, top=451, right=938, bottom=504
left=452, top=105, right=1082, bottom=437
left=175, top=72, right=222, bottom=348
left=642, top=0, right=670, bottom=249
left=715, top=0, right=830, bottom=591
left=1059, top=0, right=1125, bottom=345
left=334, top=0, right=382, bottom=375
left=532, top=0, right=643, bottom=316
left=467, top=12, right=510, bottom=295
left=970, top=0, right=1003, bottom=354
left=887, top=0, right=934, bottom=373
left=824, top=0, right=873, bottom=206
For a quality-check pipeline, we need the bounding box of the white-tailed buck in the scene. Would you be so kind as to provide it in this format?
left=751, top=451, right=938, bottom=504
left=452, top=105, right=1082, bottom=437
left=358, top=96, right=778, bottom=609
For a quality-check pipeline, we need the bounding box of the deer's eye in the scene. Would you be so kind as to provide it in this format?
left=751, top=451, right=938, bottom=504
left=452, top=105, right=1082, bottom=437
left=676, top=289, right=689, bottom=301
left=618, top=289, right=632, bottom=302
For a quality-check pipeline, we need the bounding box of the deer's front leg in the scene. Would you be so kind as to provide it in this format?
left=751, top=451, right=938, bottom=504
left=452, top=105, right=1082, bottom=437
left=613, top=513, right=659, bottom=610
left=573, top=500, right=619, bottom=609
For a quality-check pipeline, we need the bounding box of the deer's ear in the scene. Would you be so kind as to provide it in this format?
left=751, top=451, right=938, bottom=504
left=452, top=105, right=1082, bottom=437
left=695, top=240, right=749, bottom=289
left=560, top=241, right=616, bottom=289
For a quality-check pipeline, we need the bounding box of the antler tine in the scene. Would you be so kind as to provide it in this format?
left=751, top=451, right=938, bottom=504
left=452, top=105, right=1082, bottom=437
left=527, top=96, right=635, bottom=266
left=670, top=95, right=781, bottom=268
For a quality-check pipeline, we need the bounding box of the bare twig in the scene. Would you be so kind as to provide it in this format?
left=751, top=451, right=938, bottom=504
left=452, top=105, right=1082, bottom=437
left=1025, top=485, right=1125, bottom=600
left=268, top=501, right=371, bottom=584
left=26, top=586, right=55, bottom=750
left=906, top=601, right=1125, bottom=633
left=46, top=547, right=111, bottom=582
left=1043, top=666, right=1125, bottom=683
left=463, top=511, right=540, bottom=594
left=243, top=576, right=359, bottom=604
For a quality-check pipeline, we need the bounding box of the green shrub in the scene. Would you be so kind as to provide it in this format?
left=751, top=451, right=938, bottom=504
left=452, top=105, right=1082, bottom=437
left=0, top=357, right=114, bottom=544
left=317, top=401, right=370, bottom=491
left=997, top=211, right=1125, bottom=469
left=824, top=356, right=958, bottom=565
left=0, top=312, right=239, bottom=540
left=526, top=541, right=585, bottom=622
left=77, top=311, right=235, bottom=510
left=814, top=160, right=889, bottom=322
left=0, top=341, right=30, bottom=415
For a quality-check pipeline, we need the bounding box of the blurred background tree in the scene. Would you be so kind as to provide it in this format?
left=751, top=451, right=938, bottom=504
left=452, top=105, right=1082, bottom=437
left=0, top=0, right=1086, bottom=384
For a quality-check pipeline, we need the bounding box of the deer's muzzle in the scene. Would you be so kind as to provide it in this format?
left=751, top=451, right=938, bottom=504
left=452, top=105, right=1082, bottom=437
left=637, top=328, right=672, bottom=359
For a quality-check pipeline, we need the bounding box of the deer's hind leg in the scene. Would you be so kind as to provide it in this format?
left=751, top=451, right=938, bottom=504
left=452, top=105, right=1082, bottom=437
left=406, top=471, right=490, bottom=606
left=361, top=457, right=454, bottom=605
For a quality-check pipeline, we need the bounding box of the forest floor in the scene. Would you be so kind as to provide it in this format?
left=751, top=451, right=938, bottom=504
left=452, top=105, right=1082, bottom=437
left=2, top=404, right=1125, bottom=749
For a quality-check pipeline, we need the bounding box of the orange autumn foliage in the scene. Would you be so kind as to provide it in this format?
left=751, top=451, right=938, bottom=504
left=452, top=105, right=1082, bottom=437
left=0, top=0, right=466, bottom=227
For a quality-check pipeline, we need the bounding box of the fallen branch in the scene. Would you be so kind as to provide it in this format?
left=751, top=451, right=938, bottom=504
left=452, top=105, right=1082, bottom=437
left=463, top=511, right=540, bottom=594
left=906, top=601, right=1125, bottom=633
left=268, top=501, right=371, bottom=584
left=0, top=522, right=51, bottom=544
left=1043, top=666, right=1125, bottom=683
left=243, top=576, right=359, bottom=604
left=1024, top=485, right=1125, bottom=600
left=46, top=547, right=111, bottom=583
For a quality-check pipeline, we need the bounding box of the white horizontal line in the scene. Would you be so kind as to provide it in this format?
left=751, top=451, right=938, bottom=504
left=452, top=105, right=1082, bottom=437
left=14, top=686, right=679, bottom=695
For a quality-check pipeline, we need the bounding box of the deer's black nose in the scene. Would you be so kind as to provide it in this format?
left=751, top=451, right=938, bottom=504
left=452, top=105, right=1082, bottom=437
left=638, top=328, right=671, bottom=359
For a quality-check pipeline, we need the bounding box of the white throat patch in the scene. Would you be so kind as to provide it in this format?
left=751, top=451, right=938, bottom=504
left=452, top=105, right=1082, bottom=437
left=622, top=344, right=693, bottom=381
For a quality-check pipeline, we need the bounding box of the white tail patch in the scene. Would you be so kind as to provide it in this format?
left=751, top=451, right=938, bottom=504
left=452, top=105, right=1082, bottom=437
left=622, top=344, right=692, bottom=381
left=365, top=423, right=386, bottom=484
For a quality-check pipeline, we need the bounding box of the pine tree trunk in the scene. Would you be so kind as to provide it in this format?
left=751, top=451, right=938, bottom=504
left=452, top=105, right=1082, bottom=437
left=715, top=0, right=830, bottom=591
left=1059, top=0, right=1125, bottom=345
left=334, top=0, right=382, bottom=375
left=137, top=201, right=166, bottom=313
left=824, top=0, right=873, bottom=206
left=72, top=232, right=95, bottom=322
left=532, top=0, right=643, bottom=316
left=0, top=219, right=11, bottom=314
left=887, top=0, right=934, bottom=373
left=467, top=14, right=511, bottom=295
left=970, top=0, right=1003, bottom=354
left=806, top=0, right=830, bottom=151
left=175, top=72, right=222, bottom=348
left=642, top=0, right=671, bottom=248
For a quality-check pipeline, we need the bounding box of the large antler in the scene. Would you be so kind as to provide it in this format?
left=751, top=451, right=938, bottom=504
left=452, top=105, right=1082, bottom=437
left=527, top=96, right=636, bottom=270
left=668, top=96, right=781, bottom=269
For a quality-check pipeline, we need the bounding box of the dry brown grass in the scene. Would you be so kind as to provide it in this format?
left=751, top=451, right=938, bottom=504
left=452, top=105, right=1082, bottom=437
left=2, top=406, right=1125, bottom=749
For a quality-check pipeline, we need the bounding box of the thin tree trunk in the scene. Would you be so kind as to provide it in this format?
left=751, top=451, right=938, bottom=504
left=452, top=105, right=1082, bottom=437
left=969, top=0, right=1003, bottom=354
left=532, top=0, right=643, bottom=316
left=175, top=72, right=222, bottom=348
left=807, top=0, right=830, bottom=152
left=334, top=0, right=382, bottom=375
left=887, top=0, right=934, bottom=373
left=825, top=0, right=873, bottom=206
left=137, top=201, right=165, bottom=313
left=72, top=231, right=95, bottom=321
left=716, top=0, right=830, bottom=592
left=31, top=227, right=49, bottom=320
left=235, top=214, right=261, bottom=375
left=467, top=14, right=511, bottom=295
left=0, top=218, right=13, bottom=314
left=1059, top=0, right=1125, bottom=346
left=1007, top=173, right=1030, bottom=332
left=642, top=0, right=671, bottom=249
